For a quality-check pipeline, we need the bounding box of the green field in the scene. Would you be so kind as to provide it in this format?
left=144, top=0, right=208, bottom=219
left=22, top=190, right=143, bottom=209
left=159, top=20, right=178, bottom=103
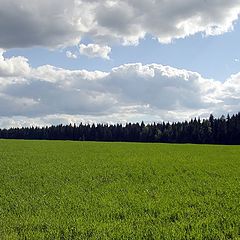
left=0, top=140, right=239, bottom=239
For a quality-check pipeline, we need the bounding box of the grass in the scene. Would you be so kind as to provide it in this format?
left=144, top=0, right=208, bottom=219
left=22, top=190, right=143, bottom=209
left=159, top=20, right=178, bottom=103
left=0, top=140, right=239, bottom=239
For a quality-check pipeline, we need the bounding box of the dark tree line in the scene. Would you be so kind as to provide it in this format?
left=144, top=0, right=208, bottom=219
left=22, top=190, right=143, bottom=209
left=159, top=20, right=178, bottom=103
left=0, top=113, right=240, bottom=144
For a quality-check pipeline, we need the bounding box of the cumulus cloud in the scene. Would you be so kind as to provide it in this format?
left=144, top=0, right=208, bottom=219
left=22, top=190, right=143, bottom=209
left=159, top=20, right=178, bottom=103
left=0, top=0, right=240, bottom=49
left=0, top=49, right=30, bottom=77
left=79, top=44, right=111, bottom=59
left=66, top=51, right=77, bottom=59
left=0, top=0, right=81, bottom=49
left=0, top=54, right=240, bottom=128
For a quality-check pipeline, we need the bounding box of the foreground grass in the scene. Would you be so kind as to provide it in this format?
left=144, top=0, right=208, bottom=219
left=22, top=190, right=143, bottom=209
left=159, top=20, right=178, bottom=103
left=0, top=140, right=239, bottom=239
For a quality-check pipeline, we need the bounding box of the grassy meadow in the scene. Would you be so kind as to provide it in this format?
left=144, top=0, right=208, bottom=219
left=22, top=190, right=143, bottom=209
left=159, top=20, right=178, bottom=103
left=0, top=140, right=239, bottom=239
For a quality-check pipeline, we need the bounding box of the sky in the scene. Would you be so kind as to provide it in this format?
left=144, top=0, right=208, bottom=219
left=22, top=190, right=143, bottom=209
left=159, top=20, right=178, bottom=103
left=0, top=0, right=240, bottom=128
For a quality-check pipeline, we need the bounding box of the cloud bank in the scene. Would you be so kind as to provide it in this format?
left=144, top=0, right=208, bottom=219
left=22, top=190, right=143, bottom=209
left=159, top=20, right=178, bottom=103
left=0, top=51, right=239, bottom=128
left=0, top=0, right=240, bottom=49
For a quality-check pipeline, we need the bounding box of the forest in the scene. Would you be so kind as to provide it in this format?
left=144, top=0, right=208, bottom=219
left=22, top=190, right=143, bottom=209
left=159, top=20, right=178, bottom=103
left=0, top=113, right=239, bottom=144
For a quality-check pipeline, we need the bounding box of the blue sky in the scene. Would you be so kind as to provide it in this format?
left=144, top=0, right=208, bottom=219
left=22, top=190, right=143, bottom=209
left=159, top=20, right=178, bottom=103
left=0, top=0, right=240, bottom=127
left=4, top=20, right=240, bottom=81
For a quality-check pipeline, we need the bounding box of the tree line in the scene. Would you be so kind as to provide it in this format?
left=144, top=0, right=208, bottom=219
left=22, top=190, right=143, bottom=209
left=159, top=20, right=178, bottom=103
left=0, top=113, right=239, bottom=144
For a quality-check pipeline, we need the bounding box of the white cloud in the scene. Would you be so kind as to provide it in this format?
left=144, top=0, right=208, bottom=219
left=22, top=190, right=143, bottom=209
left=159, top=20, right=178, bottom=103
left=0, top=53, right=240, bottom=127
left=0, top=49, right=30, bottom=77
left=66, top=51, right=77, bottom=59
left=0, top=0, right=239, bottom=49
left=79, top=44, right=111, bottom=59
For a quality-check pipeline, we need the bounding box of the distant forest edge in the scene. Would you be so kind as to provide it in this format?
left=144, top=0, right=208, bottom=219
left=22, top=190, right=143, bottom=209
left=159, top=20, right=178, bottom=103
left=0, top=113, right=240, bottom=144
